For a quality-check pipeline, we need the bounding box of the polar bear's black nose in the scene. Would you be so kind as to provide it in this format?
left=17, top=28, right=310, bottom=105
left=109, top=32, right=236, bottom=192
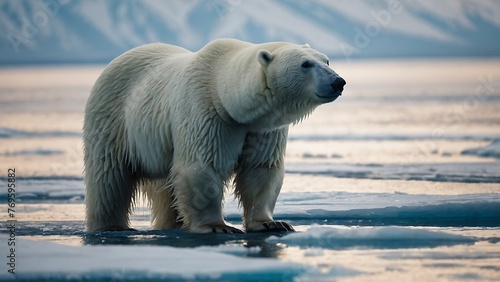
left=331, top=77, right=346, bottom=92
left=331, top=77, right=346, bottom=94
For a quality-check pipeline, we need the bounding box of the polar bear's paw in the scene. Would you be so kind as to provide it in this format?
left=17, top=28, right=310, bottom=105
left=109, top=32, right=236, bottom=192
left=194, top=223, right=244, bottom=234
left=247, top=221, right=295, bottom=232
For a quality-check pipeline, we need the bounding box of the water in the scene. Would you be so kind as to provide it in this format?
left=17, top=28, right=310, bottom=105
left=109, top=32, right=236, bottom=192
left=0, top=59, right=499, bottom=281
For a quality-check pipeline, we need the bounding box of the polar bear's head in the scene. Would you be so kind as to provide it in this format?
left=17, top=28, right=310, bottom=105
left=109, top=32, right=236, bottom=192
left=256, top=44, right=345, bottom=127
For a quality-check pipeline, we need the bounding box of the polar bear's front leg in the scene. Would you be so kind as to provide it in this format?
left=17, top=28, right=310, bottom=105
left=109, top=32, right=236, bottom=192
left=235, top=129, right=294, bottom=232
left=235, top=163, right=294, bottom=232
left=170, top=163, right=243, bottom=233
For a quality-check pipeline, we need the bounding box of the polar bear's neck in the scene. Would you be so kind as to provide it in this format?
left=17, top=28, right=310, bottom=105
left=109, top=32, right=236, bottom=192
left=200, top=40, right=291, bottom=127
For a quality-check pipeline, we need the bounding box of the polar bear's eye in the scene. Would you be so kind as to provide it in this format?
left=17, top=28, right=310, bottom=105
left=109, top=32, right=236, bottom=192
left=326, top=60, right=330, bottom=66
left=301, top=61, right=313, bottom=68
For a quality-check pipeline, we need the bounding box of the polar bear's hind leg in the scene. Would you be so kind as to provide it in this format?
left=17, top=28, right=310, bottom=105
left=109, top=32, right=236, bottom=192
left=142, top=180, right=182, bottom=229
left=84, top=162, right=137, bottom=232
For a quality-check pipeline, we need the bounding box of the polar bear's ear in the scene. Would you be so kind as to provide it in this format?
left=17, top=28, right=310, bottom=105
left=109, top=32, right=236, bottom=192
left=257, top=50, right=274, bottom=66
left=303, top=43, right=310, bottom=48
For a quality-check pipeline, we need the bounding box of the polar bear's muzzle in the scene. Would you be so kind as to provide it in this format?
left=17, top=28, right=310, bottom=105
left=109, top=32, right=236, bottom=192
left=315, top=75, right=346, bottom=103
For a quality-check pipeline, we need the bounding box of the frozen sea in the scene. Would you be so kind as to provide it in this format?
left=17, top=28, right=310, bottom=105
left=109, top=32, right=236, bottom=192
left=0, top=59, right=499, bottom=281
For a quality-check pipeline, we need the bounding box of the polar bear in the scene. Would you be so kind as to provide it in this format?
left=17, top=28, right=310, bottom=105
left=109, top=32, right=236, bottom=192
left=83, top=39, right=345, bottom=233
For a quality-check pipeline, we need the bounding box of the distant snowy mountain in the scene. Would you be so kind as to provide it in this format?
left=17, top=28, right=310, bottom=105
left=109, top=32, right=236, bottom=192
left=1, top=0, right=500, bottom=65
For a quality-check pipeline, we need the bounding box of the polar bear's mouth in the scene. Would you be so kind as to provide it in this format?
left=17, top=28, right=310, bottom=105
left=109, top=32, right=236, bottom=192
left=315, top=91, right=342, bottom=103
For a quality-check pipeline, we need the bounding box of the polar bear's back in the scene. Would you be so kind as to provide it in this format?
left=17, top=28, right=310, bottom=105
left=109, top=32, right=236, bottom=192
left=87, top=43, right=191, bottom=105
left=84, top=43, right=193, bottom=176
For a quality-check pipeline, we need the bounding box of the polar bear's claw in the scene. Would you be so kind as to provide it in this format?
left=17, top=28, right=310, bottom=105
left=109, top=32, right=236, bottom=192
left=206, top=224, right=244, bottom=234
left=248, top=221, right=295, bottom=232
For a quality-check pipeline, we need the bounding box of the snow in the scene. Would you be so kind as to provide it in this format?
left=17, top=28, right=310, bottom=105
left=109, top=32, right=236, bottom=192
left=0, top=235, right=307, bottom=281
left=461, top=140, right=500, bottom=159
left=194, top=245, right=262, bottom=256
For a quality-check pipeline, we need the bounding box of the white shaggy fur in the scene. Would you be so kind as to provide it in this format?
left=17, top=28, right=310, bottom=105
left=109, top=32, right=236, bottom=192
left=83, top=39, right=344, bottom=233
